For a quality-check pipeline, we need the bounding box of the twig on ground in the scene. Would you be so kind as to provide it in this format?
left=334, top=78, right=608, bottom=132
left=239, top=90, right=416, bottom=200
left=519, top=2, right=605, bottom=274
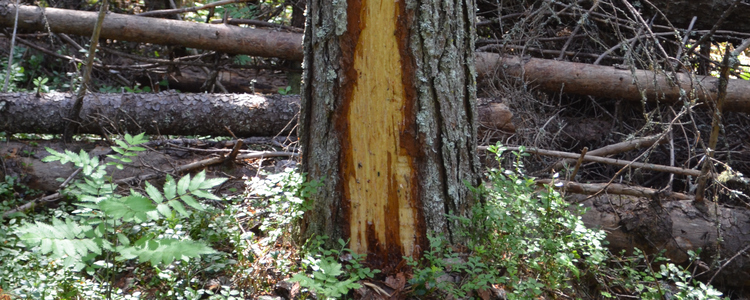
left=479, top=145, right=702, bottom=178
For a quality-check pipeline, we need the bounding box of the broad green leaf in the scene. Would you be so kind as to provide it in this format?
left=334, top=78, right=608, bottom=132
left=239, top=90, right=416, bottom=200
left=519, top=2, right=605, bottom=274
left=111, top=146, right=126, bottom=155
left=145, top=182, right=164, bottom=203
left=125, top=195, right=157, bottom=211
left=198, top=177, right=228, bottom=190
left=168, top=200, right=189, bottom=217
left=191, top=190, right=220, bottom=201
left=180, top=195, right=203, bottom=210
left=127, top=133, right=147, bottom=145
left=128, top=146, right=146, bottom=152
left=177, top=174, right=191, bottom=196
left=115, top=140, right=129, bottom=149
left=124, top=133, right=135, bottom=144
left=156, top=203, right=172, bottom=218
left=100, top=195, right=156, bottom=222
left=117, top=233, right=130, bottom=246
left=94, top=223, right=107, bottom=237
left=164, top=174, right=177, bottom=200
left=189, top=170, right=206, bottom=191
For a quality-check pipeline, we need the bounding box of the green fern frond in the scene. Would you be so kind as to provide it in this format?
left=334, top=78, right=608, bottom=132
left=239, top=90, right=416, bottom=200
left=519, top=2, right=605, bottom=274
left=16, top=217, right=101, bottom=261
left=117, top=238, right=216, bottom=265
left=99, top=194, right=158, bottom=223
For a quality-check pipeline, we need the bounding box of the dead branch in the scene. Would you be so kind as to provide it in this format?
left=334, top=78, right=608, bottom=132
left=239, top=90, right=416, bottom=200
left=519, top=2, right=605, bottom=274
left=479, top=145, right=703, bottom=178
left=537, top=179, right=691, bottom=200
left=550, top=134, right=666, bottom=171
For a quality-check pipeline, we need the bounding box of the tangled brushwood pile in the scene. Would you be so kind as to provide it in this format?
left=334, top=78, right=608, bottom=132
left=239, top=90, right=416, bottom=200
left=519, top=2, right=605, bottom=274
left=474, top=0, right=750, bottom=201
left=473, top=1, right=750, bottom=291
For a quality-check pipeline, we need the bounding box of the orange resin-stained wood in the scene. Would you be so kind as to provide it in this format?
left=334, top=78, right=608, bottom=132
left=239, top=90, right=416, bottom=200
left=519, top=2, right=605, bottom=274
left=337, top=0, right=424, bottom=268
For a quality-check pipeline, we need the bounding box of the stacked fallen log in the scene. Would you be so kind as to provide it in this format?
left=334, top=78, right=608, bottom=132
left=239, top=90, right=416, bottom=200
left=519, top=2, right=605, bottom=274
left=0, top=92, right=515, bottom=137
left=2, top=3, right=750, bottom=112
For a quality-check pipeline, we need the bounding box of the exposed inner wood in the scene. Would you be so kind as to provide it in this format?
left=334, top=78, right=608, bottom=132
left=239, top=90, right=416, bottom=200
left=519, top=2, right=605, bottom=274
left=346, top=0, right=417, bottom=258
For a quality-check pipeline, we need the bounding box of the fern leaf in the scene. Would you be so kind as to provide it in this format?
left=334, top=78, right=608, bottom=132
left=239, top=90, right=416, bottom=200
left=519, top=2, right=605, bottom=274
left=100, top=195, right=156, bottom=222
left=42, top=147, right=63, bottom=162
left=15, top=218, right=99, bottom=260
left=118, top=239, right=215, bottom=265
left=79, top=149, right=90, bottom=163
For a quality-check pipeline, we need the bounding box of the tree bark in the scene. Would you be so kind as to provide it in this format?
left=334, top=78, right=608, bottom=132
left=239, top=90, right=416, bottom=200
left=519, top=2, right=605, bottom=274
left=0, top=3, right=302, bottom=60
left=0, top=92, right=299, bottom=137
left=299, top=0, right=480, bottom=271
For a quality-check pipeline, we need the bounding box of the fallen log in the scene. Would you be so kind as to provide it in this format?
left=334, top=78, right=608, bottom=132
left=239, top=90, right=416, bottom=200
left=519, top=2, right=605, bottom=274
left=575, top=193, right=750, bottom=288
left=0, top=92, right=301, bottom=137
left=476, top=53, right=750, bottom=113
left=2, top=3, right=750, bottom=111
left=0, top=3, right=303, bottom=60
left=0, top=93, right=514, bottom=137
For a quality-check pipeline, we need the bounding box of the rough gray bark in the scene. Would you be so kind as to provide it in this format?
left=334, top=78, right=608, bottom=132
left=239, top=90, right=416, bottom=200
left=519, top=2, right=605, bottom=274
left=299, top=0, right=480, bottom=270
left=576, top=194, right=750, bottom=288
left=0, top=3, right=302, bottom=59
left=0, top=92, right=299, bottom=137
left=0, top=93, right=514, bottom=137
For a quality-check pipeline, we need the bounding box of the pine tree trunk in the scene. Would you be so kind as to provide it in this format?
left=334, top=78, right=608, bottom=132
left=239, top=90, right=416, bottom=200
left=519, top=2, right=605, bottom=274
left=299, top=0, right=480, bottom=271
